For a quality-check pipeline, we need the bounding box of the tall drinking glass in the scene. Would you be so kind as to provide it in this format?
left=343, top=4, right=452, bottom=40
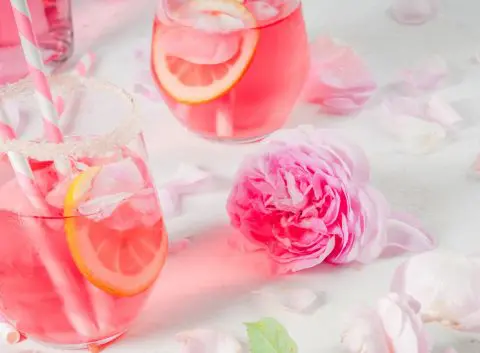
left=151, top=0, right=309, bottom=143
left=0, top=0, right=73, bottom=85
left=0, top=75, right=168, bottom=348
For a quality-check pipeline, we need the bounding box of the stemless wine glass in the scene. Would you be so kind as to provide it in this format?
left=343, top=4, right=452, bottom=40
left=0, top=75, right=168, bottom=349
left=151, top=0, right=309, bottom=143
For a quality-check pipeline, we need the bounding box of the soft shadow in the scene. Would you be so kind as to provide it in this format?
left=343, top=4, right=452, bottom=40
left=128, top=224, right=277, bottom=339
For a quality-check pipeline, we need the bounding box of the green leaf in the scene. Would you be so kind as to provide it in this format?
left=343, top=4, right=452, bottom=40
left=244, top=317, right=298, bottom=353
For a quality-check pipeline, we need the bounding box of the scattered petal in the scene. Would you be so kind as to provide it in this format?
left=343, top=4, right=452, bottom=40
left=380, top=110, right=447, bottom=154
left=443, top=348, right=458, bottom=353
left=157, top=187, right=181, bottom=218
left=401, top=55, right=447, bottom=90
left=302, top=36, right=376, bottom=116
left=133, top=83, right=163, bottom=102
left=165, top=163, right=214, bottom=195
left=385, top=212, right=436, bottom=254
left=343, top=293, right=431, bottom=353
left=391, top=250, right=480, bottom=331
left=134, top=49, right=145, bottom=60
left=176, top=329, right=242, bottom=353
left=425, top=96, right=463, bottom=128
left=259, top=287, right=325, bottom=313
left=169, top=238, right=191, bottom=254
left=389, top=0, right=439, bottom=25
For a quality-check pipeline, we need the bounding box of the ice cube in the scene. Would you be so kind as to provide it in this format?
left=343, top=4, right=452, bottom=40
left=191, top=13, right=245, bottom=33
left=159, top=27, right=240, bottom=64
left=45, top=177, right=72, bottom=209
left=245, top=1, right=279, bottom=21
left=130, top=188, right=163, bottom=226
left=91, top=158, right=144, bottom=197
left=78, top=192, right=134, bottom=220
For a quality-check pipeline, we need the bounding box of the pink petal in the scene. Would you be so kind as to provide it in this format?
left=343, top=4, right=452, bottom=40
left=383, top=96, right=424, bottom=117
left=169, top=238, right=191, bottom=254
left=158, top=27, right=240, bottom=64
left=443, top=348, right=458, bottom=353
left=157, top=187, right=181, bottom=218
left=133, top=83, right=163, bottom=102
left=342, top=309, right=391, bottom=353
left=401, top=55, right=447, bottom=90
left=390, top=251, right=480, bottom=327
left=134, top=49, right=145, bottom=60
left=259, top=287, right=325, bottom=313
left=377, top=293, right=431, bottom=353
left=390, top=0, right=439, bottom=25
left=425, top=96, right=462, bottom=128
left=302, top=36, right=376, bottom=115
left=384, top=212, right=436, bottom=255
left=379, top=110, right=447, bottom=155
left=176, top=329, right=242, bottom=353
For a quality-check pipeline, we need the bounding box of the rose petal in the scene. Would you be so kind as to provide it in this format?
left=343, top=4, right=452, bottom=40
left=443, top=348, right=458, bottom=353
left=133, top=83, right=163, bottom=102
left=401, top=55, right=447, bottom=90
left=259, top=287, right=325, bottom=313
left=384, top=212, right=436, bottom=255
left=377, top=293, right=431, bottom=353
left=302, top=36, right=376, bottom=115
left=342, top=309, right=391, bottom=353
left=169, top=238, right=191, bottom=254
left=157, top=187, right=181, bottom=218
left=176, top=329, right=242, bottom=353
left=425, top=96, right=463, bottom=128
left=391, top=250, right=480, bottom=327
left=380, top=112, right=447, bottom=154
left=390, top=0, right=439, bottom=25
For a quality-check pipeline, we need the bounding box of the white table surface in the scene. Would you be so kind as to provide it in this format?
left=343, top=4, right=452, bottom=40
left=7, top=0, right=480, bottom=352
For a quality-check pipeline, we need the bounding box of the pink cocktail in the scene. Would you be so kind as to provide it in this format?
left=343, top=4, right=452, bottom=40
left=151, top=0, right=309, bottom=142
left=0, top=0, right=73, bottom=85
left=0, top=76, right=168, bottom=349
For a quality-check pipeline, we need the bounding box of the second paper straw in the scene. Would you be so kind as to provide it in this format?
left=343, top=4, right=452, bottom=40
left=0, top=105, right=95, bottom=337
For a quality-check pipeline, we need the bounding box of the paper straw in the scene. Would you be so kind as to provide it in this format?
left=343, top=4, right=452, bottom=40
left=0, top=105, right=95, bottom=337
left=9, top=0, right=63, bottom=143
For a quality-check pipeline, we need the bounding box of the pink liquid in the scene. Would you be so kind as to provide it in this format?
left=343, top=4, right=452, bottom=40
left=0, top=157, right=167, bottom=346
left=0, top=0, right=73, bottom=85
left=151, top=1, right=309, bottom=142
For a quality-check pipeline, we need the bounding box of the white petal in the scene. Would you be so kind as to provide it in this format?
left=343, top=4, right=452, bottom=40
left=381, top=113, right=446, bottom=154
left=176, top=329, right=242, bottom=353
left=391, top=251, right=480, bottom=325
left=425, top=96, right=462, bottom=128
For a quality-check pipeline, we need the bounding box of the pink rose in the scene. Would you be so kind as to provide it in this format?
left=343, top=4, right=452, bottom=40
left=226, top=126, right=435, bottom=273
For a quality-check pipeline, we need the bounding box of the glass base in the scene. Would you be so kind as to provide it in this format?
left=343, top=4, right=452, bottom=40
left=31, top=331, right=125, bottom=351
left=195, top=132, right=269, bottom=144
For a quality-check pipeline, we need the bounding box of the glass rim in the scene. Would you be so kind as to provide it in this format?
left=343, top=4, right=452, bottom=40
left=0, top=74, right=141, bottom=161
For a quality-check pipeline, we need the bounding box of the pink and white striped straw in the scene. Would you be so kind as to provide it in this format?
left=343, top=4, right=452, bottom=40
left=0, top=105, right=95, bottom=338
left=9, top=0, right=63, bottom=144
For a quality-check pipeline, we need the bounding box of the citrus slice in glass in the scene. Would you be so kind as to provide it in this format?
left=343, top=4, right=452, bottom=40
left=151, top=0, right=259, bottom=104
left=64, top=166, right=168, bottom=297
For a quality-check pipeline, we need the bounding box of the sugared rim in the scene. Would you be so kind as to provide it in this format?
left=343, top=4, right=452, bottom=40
left=0, top=75, right=141, bottom=161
